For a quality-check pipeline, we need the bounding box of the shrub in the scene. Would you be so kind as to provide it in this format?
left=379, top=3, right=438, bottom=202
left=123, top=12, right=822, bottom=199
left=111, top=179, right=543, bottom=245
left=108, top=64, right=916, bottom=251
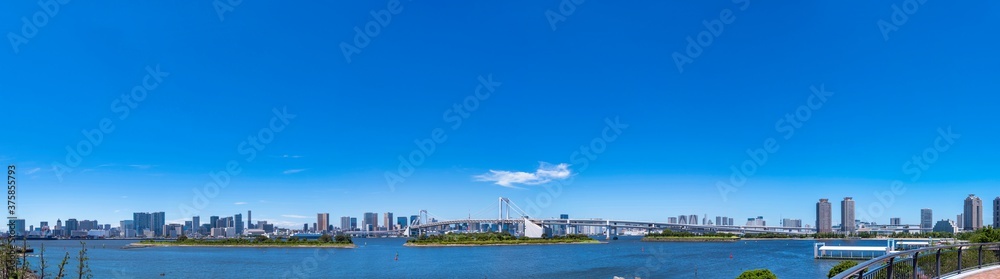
left=736, top=269, right=777, bottom=279
left=827, top=261, right=857, bottom=278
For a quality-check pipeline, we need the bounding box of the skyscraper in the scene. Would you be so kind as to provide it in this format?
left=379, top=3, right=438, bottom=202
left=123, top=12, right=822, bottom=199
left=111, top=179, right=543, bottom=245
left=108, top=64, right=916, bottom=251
left=363, top=212, right=378, bottom=231
left=317, top=213, right=330, bottom=233
left=920, top=209, right=933, bottom=230
left=351, top=218, right=357, bottom=230
left=890, top=218, right=901, bottom=226
left=152, top=212, right=165, bottom=237
left=192, top=216, right=201, bottom=235
left=688, top=214, right=698, bottom=225
left=957, top=214, right=964, bottom=230
left=341, top=216, right=351, bottom=231
left=994, top=197, right=999, bottom=228
left=235, top=213, right=244, bottom=235
left=678, top=215, right=687, bottom=225
left=964, top=194, right=983, bottom=231
left=841, top=197, right=855, bottom=233
left=397, top=217, right=407, bottom=229
left=209, top=216, right=219, bottom=229
left=133, top=212, right=151, bottom=236
left=384, top=212, right=394, bottom=230
left=816, top=199, right=832, bottom=233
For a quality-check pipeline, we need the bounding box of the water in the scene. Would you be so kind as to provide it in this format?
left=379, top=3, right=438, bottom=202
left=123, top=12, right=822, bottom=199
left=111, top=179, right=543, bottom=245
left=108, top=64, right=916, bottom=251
left=20, top=237, right=890, bottom=278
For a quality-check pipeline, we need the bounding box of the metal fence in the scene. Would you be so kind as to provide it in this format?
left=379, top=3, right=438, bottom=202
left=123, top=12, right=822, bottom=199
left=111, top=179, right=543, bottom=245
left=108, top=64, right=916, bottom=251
left=832, top=242, right=1000, bottom=279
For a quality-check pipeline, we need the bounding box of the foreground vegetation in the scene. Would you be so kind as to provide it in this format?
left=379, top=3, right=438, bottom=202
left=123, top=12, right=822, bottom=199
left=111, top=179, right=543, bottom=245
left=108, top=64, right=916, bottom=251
left=736, top=269, right=777, bottom=279
left=138, top=234, right=354, bottom=247
left=2, top=240, right=92, bottom=279
left=405, top=232, right=599, bottom=246
left=826, top=228, right=1000, bottom=278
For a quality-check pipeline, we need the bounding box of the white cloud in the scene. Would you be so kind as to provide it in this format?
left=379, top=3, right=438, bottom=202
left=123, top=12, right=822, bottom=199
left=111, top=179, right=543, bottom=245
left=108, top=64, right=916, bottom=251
left=474, top=162, right=572, bottom=188
left=281, top=214, right=309, bottom=219
left=282, top=169, right=307, bottom=174
left=234, top=202, right=247, bottom=205
left=282, top=154, right=303, bottom=158
left=129, top=164, right=154, bottom=169
left=25, top=167, right=41, bottom=175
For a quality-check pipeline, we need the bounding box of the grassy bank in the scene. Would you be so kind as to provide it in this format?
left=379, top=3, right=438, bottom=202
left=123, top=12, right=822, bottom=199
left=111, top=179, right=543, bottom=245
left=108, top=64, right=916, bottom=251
left=135, top=235, right=355, bottom=248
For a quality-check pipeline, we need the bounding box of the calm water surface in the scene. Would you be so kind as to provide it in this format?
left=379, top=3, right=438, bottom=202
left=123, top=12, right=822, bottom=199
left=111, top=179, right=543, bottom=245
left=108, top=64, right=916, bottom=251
left=23, top=237, right=889, bottom=278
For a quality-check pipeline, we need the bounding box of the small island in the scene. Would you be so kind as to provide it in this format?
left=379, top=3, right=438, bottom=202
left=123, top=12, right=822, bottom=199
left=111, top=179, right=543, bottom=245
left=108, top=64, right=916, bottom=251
left=129, top=234, right=356, bottom=248
left=405, top=232, right=601, bottom=246
left=641, top=230, right=740, bottom=242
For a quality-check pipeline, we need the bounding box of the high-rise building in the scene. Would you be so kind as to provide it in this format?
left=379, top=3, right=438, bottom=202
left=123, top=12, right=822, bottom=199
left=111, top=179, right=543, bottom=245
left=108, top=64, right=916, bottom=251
left=668, top=217, right=678, bottom=224
left=715, top=216, right=723, bottom=226
left=235, top=214, right=244, bottom=235
left=247, top=210, right=252, bottom=229
left=994, top=197, right=1000, bottom=228
left=409, top=215, right=418, bottom=226
left=397, top=217, right=407, bottom=229
left=957, top=214, right=964, bottom=230
left=964, top=194, right=983, bottom=231
left=209, top=216, right=219, bottom=229
left=841, top=197, right=856, bottom=233
left=152, top=212, right=166, bottom=237
left=728, top=218, right=734, bottom=226
left=192, top=216, right=201, bottom=235
left=341, top=216, right=352, bottom=231
left=890, top=218, right=901, bottom=226
left=688, top=215, right=699, bottom=225
left=133, top=212, right=151, bottom=236
left=302, top=223, right=308, bottom=232
left=120, top=220, right=134, bottom=237
left=12, top=219, right=25, bottom=236
left=678, top=215, right=687, bottom=225
left=65, top=219, right=79, bottom=233
left=351, top=218, right=357, bottom=230
left=384, top=212, right=394, bottom=230
left=816, top=199, right=832, bottom=233
left=317, top=213, right=330, bottom=233
left=363, top=212, right=378, bottom=231
left=920, top=209, right=933, bottom=230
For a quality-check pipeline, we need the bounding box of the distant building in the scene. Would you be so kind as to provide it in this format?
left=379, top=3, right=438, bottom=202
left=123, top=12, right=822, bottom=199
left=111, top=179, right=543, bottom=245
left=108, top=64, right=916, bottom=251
left=715, top=216, right=722, bottom=226
left=341, top=216, right=352, bottom=231
left=920, top=209, right=933, bottom=230
left=317, top=213, right=330, bottom=233
left=667, top=217, right=677, bottom=224
left=397, top=217, right=407, bottom=229
left=351, top=218, right=358, bottom=230
left=247, top=211, right=253, bottom=229
left=235, top=213, right=244, bottom=235
left=890, top=218, right=901, bottom=226
left=384, top=212, right=394, bottom=230
left=728, top=218, right=734, bottom=226
left=12, top=219, right=25, bottom=237
left=933, top=220, right=958, bottom=234
left=782, top=219, right=802, bottom=228
left=192, top=216, right=201, bottom=235
left=363, top=212, right=378, bottom=231
left=152, top=212, right=165, bottom=237
left=957, top=214, right=964, bottom=230
left=841, top=197, right=856, bottom=233
left=994, top=197, right=1000, bottom=228
left=209, top=216, right=219, bottom=229
left=816, top=199, right=832, bottom=233
left=964, top=194, right=983, bottom=231
left=746, top=216, right=765, bottom=226
left=678, top=215, right=687, bottom=225
left=688, top=215, right=698, bottom=225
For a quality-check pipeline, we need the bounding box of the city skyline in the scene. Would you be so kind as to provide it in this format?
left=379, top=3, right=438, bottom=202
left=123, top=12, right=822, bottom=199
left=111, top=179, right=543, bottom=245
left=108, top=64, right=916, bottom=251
left=3, top=1, right=1000, bottom=230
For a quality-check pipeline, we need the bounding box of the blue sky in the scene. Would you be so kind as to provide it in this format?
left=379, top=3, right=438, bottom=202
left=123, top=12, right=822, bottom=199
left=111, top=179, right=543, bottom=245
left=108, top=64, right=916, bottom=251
left=1, top=1, right=999, bottom=229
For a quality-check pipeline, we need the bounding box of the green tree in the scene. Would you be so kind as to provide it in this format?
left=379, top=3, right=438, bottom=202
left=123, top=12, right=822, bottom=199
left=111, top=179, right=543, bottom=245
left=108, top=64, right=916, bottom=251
left=736, top=269, right=777, bottom=279
left=255, top=235, right=269, bottom=242
left=177, top=234, right=188, bottom=242
left=319, top=234, right=333, bottom=243
left=827, top=261, right=857, bottom=278
left=56, top=252, right=70, bottom=279
left=77, top=241, right=92, bottom=279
